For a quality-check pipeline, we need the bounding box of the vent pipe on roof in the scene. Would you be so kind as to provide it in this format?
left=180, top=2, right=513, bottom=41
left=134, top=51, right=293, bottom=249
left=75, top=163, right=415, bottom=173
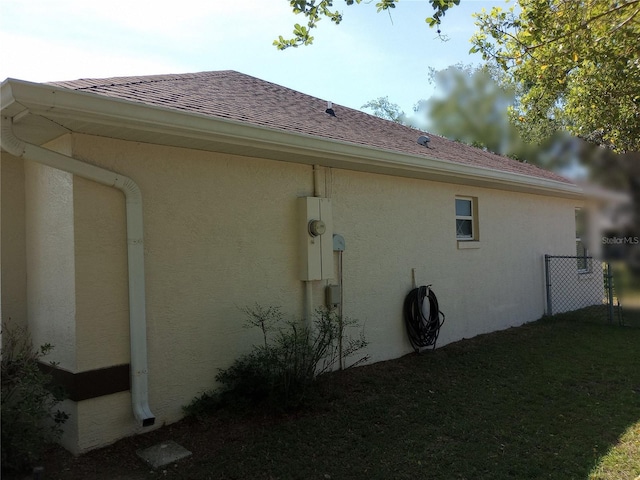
left=417, top=135, right=431, bottom=147
left=1, top=115, right=156, bottom=428
left=325, top=101, right=336, bottom=117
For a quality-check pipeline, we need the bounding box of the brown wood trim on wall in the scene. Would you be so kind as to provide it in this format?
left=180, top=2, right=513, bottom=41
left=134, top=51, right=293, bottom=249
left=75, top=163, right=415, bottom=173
left=38, top=363, right=130, bottom=402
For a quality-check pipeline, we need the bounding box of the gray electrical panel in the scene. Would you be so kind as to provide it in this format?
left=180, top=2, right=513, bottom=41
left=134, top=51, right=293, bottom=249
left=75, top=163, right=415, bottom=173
left=326, top=285, right=341, bottom=307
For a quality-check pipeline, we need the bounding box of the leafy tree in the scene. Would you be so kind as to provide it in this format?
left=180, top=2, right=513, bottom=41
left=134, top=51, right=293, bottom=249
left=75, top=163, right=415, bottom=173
left=471, top=0, right=640, bottom=153
left=420, top=63, right=520, bottom=155
left=365, top=63, right=591, bottom=172
left=277, top=0, right=638, bottom=155
left=274, top=0, right=460, bottom=49
left=361, top=96, right=406, bottom=124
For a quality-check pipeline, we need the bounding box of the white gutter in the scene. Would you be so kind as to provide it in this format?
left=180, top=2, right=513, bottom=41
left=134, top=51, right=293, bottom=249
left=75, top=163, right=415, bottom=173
left=1, top=114, right=155, bottom=427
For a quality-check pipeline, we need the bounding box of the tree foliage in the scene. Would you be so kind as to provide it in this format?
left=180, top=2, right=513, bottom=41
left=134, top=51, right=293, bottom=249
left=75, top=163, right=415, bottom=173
left=410, top=63, right=575, bottom=171
left=471, top=0, right=640, bottom=153
left=1, top=323, right=69, bottom=473
left=277, top=0, right=639, bottom=155
left=420, top=64, right=520, bottom=155
left=361, top=96, right=406, bottom=124
left=274, top=0, right=460, bottom=49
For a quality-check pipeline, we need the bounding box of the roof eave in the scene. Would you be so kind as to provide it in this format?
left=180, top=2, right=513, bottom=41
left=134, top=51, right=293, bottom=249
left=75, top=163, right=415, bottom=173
left=1, top=78, right=583, bottom=200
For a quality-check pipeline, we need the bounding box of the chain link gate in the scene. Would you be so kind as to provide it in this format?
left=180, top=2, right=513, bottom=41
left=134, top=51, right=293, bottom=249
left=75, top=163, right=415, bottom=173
left=544, top=255, right=618, bottom=324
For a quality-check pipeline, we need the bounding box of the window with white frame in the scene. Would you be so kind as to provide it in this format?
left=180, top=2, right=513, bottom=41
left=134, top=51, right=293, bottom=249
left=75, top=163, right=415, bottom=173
left=455, top=197, right=476, bottom=240
left=575, top=208, right=589, bottom=272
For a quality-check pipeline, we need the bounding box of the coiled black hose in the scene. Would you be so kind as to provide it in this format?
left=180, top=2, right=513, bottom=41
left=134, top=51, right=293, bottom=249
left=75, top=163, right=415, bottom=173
left=403, top=285, right=445, bottom=352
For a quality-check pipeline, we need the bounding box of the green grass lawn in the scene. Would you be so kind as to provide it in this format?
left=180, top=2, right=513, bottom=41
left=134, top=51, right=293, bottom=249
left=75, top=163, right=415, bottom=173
left=620, top=306, right=640, bottom=328
left=43, top=311, right=640, bottom=480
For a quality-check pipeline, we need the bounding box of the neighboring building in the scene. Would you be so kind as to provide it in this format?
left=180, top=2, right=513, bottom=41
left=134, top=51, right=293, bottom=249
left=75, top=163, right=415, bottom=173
left=1, top=71, right=587, bottom=453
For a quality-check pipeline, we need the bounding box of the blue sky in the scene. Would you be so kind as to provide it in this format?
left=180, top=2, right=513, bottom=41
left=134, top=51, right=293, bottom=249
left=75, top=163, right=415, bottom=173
left=0, top=0, right=507, bottom=115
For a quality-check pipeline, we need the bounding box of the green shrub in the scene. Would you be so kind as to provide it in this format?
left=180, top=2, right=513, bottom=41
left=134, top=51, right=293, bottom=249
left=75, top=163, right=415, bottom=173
left=184, top=306, right=369, bottom=414
left=182, top=390, right=222, bottom=419
left=1, top=322, right=69, bottom=474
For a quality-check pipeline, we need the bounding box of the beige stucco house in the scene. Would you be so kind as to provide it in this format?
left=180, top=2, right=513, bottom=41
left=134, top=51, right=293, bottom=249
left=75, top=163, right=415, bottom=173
left=1, top=71, right=586, bottom=453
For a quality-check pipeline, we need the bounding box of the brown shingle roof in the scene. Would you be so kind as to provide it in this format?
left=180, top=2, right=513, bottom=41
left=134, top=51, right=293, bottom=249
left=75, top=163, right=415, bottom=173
left=50, top=70, right=571, bottom=184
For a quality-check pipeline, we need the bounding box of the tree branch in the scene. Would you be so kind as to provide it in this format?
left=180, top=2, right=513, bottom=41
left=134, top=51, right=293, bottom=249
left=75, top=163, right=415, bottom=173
left=525, top=0, right=640, bottom=53
left=595, top=5, right=640, bottom=42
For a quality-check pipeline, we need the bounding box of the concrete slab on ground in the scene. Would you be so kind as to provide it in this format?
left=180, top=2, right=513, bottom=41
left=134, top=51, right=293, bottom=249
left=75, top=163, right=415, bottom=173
left=136, top=440, right=192, bottom=469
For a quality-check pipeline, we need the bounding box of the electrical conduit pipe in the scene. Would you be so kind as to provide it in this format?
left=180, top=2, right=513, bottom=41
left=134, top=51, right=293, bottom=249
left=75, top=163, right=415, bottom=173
left=1, top=115, right=155, bottom=427
left=302, top=165, right=324, bottom=325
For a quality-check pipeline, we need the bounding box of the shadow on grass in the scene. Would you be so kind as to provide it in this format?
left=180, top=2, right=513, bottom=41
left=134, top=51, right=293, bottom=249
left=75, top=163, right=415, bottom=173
left=37, top=312, right=640, bottom=480
left=553, top=303, right=640, bottom=328
left=193, top=313, right=640, bottom=480
left=619, top=306, right=640, bottom=328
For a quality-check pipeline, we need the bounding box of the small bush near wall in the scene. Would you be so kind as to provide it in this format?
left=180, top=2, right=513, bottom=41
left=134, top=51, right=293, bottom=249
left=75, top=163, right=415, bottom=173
left=1, top=322, right=69, bottom=474
left=184, top=306, right=369, bottom=416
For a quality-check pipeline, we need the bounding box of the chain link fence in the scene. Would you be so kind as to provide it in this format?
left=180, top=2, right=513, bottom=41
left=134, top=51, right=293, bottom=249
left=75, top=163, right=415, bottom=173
left=544, top=255, right=621, bottom=324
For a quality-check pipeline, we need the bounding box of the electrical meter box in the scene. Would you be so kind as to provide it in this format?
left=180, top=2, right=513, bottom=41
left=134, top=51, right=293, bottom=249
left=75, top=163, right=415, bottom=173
left=326, top=284, right=341, bottom=308
left=298, top=197, right=333, bottom=281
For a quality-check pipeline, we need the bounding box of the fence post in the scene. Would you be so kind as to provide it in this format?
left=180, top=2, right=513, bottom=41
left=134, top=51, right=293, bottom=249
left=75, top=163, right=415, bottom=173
left=606, top=262, right=614, bottom=324
left=544, top=255, right=552, bottom=316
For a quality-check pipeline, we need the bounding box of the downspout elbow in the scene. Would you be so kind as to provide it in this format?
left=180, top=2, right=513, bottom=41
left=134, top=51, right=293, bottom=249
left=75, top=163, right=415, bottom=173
left=113, top=175, right=143, bottom=205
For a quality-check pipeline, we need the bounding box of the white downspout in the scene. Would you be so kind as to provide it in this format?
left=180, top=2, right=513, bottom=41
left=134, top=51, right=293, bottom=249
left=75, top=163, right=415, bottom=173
left=1, top=115, right=155, bottom=427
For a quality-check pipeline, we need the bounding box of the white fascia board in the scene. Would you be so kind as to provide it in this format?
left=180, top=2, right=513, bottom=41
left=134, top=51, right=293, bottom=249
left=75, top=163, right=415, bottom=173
left=2, top=79, right=583, bottom=199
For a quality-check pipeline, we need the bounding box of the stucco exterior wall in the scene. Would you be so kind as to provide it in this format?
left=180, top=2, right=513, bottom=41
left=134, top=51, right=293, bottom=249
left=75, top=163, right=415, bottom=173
left=331, top=168, right=579, bottom=362
left=12, top=132, right=583, bottom=452
left=66, top=134, right=313, bottom=450
left=1, top=154, right=27, bottom=329
left=23, top=155, right=83, bottom=454
left=24, top=158, right=77, bottom=370
left=73, top=174, right=130, bottom=371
